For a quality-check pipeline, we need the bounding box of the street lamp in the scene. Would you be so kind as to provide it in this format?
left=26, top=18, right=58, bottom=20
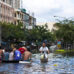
left=54, top=16, right=66, bottom=18
left=54, top=16, right=72, bottom=20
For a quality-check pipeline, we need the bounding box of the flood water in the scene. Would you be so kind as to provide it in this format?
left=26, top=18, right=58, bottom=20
left=0, top=53, right=74, bottom=74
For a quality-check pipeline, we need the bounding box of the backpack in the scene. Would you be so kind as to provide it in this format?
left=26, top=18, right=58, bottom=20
left=14, top=50, right=21, bottom=61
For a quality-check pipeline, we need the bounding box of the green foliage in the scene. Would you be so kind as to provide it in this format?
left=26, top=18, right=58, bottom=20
left=53, top=19, right=74, bottom=43
left=0, top=22, right=25, bottom=42
left=25, top=25, right=55, bottom=42
left=0, top=22, right=55, bottom=43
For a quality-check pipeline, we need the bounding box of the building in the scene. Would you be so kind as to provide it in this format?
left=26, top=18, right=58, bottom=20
left=0, top=0, right=14, bottom=23
left=1, top=0, right=20, bottom=9
left=29, top=16, right=36, bottom=27
left=14, top=9, right=23, bottom=25
left=21, top=9, right=36, bottom=29
left=12, top=0, right=20, bottom=9
left=37, top=22, right=56, bottom=31
left=0, top=0, right=21, bottom=23
left=0, top=0, right=36, bottom=27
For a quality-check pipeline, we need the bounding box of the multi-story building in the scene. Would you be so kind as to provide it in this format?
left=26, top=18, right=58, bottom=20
left=0, top=0, right=20, bottom=23
left=14, top=9, right=23, bottom=25
left=29, top=16, right=36, bottom=27
left=1, top=0, right=20, bottom=9
left=0, top=0, right=14, bottom=23
left=0, top=0, right=36, bottom=28
left=10, top=0, right=20, bottom=9
left=21, top=9, right=36, bottom=29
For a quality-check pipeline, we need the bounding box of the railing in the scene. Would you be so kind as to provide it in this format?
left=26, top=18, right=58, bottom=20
left=61, top=42, right=74, bottom=49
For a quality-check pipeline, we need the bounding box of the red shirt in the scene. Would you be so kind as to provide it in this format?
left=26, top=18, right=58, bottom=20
left=18, top=48, right=26, bottom=54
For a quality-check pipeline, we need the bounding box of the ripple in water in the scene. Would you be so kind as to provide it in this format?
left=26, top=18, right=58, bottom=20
left=0, top=53, right=74, bottom=74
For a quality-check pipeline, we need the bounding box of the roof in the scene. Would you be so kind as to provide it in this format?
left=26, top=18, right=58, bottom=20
left=20, top=9, right=26, bottom=13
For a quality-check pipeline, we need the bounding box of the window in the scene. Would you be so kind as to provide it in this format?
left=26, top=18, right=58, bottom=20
left=2, top=0, right=5, bottom=2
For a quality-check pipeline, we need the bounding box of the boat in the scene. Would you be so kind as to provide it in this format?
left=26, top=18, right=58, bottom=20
left=19, top=60, right=31, bottom=64
left=2, top=60, right=19, bottom=63
left=2, top=59, right=32, bottom=63
left=2, top=60, right=31, bottom=64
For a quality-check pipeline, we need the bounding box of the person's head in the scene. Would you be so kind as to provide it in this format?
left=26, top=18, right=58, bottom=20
left=22, top=46, right=27, bottom=51
left=12, top=46, right=17, bottom=52
left=13, top=47, right=16, bottom=52
left=0, top=47, right=5, bottom=53
left=42, top=42, right=46, bottom=47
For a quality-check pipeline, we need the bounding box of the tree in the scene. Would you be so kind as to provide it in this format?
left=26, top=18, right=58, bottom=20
left=53, top=19, right=74, bottom=43
left=25, top=24, right=55, bottom=43
left=0, top=22, right=26, bottom=42
left=0, top=22, right=56, bottom=44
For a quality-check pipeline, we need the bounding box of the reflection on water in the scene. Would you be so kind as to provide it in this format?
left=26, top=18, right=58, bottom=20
left=0, top=53, right=74, bottom=74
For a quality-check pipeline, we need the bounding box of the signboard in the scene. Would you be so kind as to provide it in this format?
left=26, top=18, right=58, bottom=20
left=57, top=40, right=61, bottom=48
left=26, top=26, right=33, bottom=29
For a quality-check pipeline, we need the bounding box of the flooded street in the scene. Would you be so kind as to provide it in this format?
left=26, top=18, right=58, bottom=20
left=0, top=53, right=74, bottom=74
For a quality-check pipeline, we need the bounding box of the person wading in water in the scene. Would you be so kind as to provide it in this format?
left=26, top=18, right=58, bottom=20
left=39, top=42, right=49, bottom=62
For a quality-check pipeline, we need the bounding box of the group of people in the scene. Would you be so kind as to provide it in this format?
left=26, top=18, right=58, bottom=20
left=0, top=42, right=50, bottom=62
left=0, top=45, right=32, bottom=62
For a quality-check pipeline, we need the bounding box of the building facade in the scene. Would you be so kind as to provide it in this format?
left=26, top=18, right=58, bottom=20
left=1, top=0, right=20, bottom=9
left=0, top=0, right=20, bottom=23
left=11, top=0, right=20, bottom=9
left=0, top=0, right=36, bottom=28
left=29, top=16, right=36, bottom=27
left=37, top=22, right=56, bottom=31
left=20, top=9, right=36, bottom=29
left=23, top=13, right=30, bottom=28
left=14, top=9, right=23, bottom=25
left=0, top=1, right=14, bottom=23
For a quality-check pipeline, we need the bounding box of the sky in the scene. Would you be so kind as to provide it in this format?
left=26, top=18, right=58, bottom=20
left=22, top=0, right=74, bottom=23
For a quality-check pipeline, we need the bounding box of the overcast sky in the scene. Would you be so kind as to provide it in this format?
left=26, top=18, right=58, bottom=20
left=22, top=0, right=74, bottom=23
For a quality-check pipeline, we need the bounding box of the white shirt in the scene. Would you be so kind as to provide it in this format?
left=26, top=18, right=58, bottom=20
left=39, top=46, right=48, bottom=52
left=9, top=52, right=14, bottom=61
